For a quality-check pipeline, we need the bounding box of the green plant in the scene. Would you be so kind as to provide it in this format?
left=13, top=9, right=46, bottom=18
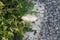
left=0, top=0, right=34, bottom=40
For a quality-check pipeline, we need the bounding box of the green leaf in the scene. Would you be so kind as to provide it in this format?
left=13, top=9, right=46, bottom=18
left=2, top=37, right=8, bottom=40
left=17, top=3, right=23, bottom=8
left=0, top=1, right=4, bottom=9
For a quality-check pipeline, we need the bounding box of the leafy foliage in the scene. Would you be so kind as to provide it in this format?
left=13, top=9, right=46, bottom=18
left=0, top=0, right=34, bottom=40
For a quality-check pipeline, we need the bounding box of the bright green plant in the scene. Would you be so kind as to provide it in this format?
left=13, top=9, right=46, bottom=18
left=0, top=0, right=34, bottom=40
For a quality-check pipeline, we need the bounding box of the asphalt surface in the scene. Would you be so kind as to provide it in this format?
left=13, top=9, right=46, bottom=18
left=39, top=0, right=60, bottom=40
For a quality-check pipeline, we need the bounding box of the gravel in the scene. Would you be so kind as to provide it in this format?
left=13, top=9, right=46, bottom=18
left=23, top=0, right=60, bottom=40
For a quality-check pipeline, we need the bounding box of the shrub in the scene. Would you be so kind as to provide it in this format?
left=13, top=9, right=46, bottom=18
left=0, top=0, right=34, bottom=40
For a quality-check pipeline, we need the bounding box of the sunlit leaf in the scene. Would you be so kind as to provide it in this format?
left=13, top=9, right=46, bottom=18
left=0, top=1, right=4, bottom=9
left=2, top=37, right=8, bottom=40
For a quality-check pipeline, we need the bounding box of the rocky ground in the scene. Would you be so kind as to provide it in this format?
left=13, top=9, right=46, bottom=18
left=23, top=0, right=60, bottom=40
